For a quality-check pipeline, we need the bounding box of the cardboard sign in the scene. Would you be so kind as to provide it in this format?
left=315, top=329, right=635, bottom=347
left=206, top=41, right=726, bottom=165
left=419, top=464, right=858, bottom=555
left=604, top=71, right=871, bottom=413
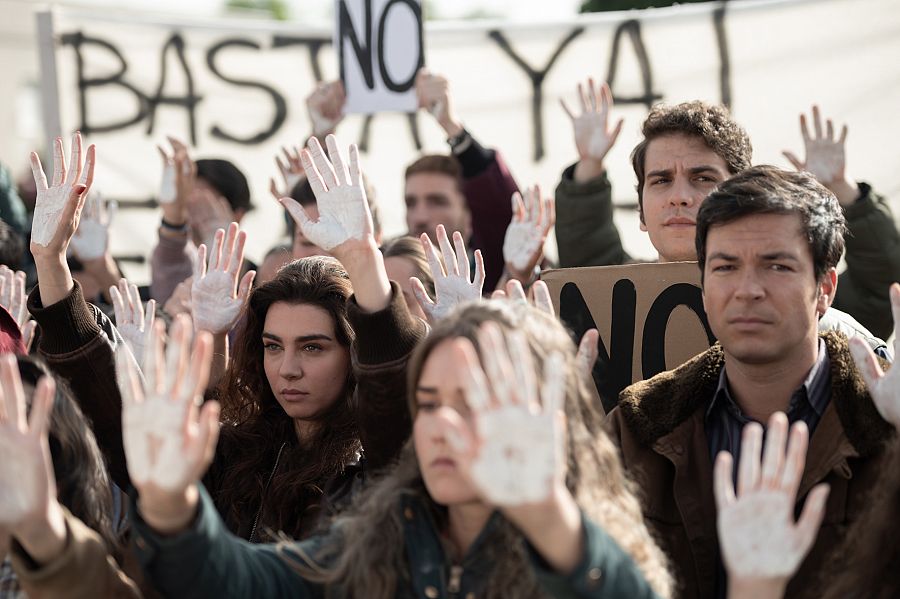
left=335, top=0, right=424, bottom=114
left=543, top=262, right=716, bottom=412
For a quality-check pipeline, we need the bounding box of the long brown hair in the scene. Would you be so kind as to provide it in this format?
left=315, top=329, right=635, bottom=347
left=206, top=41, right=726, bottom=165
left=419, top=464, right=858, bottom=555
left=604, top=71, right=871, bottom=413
left=215, top=257, right=361, bottom=539
left=289, top=301, right=673, bottom=598
left=820, top=436, right=900, bottom=599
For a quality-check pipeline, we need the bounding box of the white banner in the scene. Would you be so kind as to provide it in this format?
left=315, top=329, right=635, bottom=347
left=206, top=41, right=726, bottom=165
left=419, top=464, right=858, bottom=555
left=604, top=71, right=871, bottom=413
left=41, top=0, right=900, bottom=278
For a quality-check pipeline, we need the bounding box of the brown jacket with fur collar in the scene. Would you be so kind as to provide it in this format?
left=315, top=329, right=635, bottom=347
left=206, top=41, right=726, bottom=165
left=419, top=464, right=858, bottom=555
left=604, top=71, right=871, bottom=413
left=606, top=331, right=894, bottom=599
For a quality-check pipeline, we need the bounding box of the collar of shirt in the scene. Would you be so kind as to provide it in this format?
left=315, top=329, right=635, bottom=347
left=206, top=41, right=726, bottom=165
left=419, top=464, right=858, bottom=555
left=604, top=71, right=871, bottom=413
left=705, top=338, right=831, bottom=425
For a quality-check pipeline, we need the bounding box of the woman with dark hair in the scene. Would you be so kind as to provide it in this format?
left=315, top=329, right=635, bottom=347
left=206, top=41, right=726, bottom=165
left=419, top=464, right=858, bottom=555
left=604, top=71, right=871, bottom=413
left=25, top=132, right=425, bottom=546
left=22, top=134, right=426, bottom=552
left=117, top=297, right=672, bottom=598
left=207, top=250, right=422, bottom=540
left=1, top=354, right=128, bottom=597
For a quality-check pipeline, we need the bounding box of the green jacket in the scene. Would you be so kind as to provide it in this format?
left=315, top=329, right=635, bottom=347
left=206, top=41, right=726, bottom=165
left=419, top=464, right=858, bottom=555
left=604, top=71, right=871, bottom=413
left=554, top=165, right=631, bottom=268
left=130, top=484, right=661, bottom=599
left=833, top=182, right=900, bottom=340
left=554, top=168, right=900, bottom=340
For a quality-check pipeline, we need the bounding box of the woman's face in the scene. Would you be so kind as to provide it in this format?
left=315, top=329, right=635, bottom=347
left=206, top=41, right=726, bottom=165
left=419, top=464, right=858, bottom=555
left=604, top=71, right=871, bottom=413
left=262, top=301, right=352, bottom=423
left=413, top=339, right=480, bottom=506
left=384, top=256, right=428, bottom=321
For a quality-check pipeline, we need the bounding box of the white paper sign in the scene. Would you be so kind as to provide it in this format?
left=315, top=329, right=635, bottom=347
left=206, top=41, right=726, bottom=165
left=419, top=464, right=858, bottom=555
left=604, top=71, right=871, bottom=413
left=335, top=0, right=423, bottom=114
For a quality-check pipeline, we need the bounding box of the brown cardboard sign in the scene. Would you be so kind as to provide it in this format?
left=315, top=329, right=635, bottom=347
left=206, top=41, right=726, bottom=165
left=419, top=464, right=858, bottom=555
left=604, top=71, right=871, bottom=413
left=543, top=262, right=716, bottom=412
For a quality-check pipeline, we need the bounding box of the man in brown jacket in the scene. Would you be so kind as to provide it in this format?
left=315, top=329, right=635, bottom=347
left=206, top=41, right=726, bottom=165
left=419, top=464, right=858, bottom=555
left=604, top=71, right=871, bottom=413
left=606, top=165, right=895, bottom=599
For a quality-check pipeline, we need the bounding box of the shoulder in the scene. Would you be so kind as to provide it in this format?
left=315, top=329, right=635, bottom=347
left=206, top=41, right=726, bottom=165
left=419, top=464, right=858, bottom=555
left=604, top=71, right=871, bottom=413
left=616, top=344, right=725, bottom=446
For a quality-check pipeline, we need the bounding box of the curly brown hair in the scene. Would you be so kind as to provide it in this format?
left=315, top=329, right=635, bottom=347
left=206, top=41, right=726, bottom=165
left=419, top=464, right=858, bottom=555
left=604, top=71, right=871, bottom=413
left=631, top=101, right=752, bottom=223
left=213, top=257, right=361, bottom=540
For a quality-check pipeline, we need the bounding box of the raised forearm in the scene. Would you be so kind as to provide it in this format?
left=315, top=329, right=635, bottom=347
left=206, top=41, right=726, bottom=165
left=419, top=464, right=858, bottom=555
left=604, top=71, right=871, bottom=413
left=511, top=488, right=585, bottom=575
left=14, top=502, right=68, bottom=567
left=335, top=242, right=392, bottom=314
left=33, top=256, right=74, bottom=307
left=209, top=332, right=229, bottom=390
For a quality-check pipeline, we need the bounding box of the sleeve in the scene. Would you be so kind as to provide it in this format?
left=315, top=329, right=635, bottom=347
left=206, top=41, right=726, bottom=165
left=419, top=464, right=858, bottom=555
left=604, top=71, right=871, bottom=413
left=457, top=131, right=518, bottom=292
left=27, top=281, right=131, bottom=489
left=10, top=508, right=142, bottom=599
left=347, top=281, right=427, bottom=471
left=554, top=163, right=631, bottom=268
left=833, top=182, right=900, bottom=340
left=150, top=229, right=196, bottom=304
left=528, top=513, right=661, bottom=599
left=130, top=484, right=323, bottom=599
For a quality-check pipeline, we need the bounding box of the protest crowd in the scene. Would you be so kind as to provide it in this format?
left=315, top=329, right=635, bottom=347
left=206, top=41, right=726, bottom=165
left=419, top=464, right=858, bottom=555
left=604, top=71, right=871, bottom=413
left=1, top=18, right=900, bottom=597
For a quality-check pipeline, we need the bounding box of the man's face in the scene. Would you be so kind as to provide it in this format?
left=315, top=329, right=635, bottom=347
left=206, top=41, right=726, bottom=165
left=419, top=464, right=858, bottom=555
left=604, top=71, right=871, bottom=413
left=702, top=213, right=835, bottom=368
left=640, top=134, right=731, bottom=262
left=405, top=172, right=471, bottom=242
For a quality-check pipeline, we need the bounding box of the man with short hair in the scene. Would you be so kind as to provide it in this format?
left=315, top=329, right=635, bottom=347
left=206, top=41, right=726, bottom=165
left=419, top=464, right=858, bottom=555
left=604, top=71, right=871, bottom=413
left=555, top=86, right=900, bottom=339
left=403, top=70, right=517, bottom=291
left=605, top=165, right=896, bottom=599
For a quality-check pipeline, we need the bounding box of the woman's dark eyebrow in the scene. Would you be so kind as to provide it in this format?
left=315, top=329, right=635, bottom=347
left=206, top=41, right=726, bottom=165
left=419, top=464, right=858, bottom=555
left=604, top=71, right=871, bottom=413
left=262, top=332, right=333, bottom=342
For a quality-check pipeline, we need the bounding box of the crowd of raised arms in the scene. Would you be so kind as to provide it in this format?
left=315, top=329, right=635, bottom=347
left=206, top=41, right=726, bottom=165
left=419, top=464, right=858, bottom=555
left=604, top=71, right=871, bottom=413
left=0, top=69, right=898, bottom=599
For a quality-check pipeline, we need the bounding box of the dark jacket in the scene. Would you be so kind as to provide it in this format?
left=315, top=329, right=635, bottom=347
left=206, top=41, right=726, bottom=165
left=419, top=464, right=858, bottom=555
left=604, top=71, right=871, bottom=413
left=28, top=281, right=133, bottom=488
left=457, top=132, right=518, bottom=292
left=554, top=168, right=900, bottom=339
left=28, top=280, right=426, bottom=542
left=833, top=182, right=900, bottom=339
left=606, top=331, right=894, bottom=599
left=127, top=483, right=661, bottom=599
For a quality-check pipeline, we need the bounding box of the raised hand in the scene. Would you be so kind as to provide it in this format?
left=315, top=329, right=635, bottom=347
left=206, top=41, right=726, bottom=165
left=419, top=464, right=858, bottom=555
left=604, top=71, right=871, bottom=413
left=502, top=185, right=554, bottom=280
left=70, top=192, right=116, bottom=262
left=490, top=279, right=599, bottom=380
left=491, top=278, right=552, bottom=313
left=782, top=106, right=858, bottom=206
left=715, top=413, right=829, bottom=597
left=782, top=105, right=847, bottom=185
left=0, top=266, right=28, bottom=330
left=0, top=266, right=36, bottom=351
left=416, top=69, right=463, bottom=137
left=444, top=322, right=566, bottom=506
left=191, top=223, right=255, bottom=334
left=0, top=355, right=56, bottom=526
left=561, top=78, right=624, bottom=180
left=268, top=145, right=304, bottom=201
left=279, top=135, right=375, bottom=255
left=411, top=224, right=485, bottom=323
left=157, top=136, right=195, bottom=211
left=850, top=282, right=900, bottom=428
left=118, top=315, right=219, bottom=533
left=576, top=329, right=600, bottom=382
left=110, top=278, right=156, bottom=366
left=29, top=132, right=96, bottom=253
left=306, top=80, right=346, bottom=138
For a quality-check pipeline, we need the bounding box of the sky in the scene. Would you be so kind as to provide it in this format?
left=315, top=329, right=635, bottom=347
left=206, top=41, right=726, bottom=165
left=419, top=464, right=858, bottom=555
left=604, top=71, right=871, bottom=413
left=67, top=0, right=583, bottom=22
